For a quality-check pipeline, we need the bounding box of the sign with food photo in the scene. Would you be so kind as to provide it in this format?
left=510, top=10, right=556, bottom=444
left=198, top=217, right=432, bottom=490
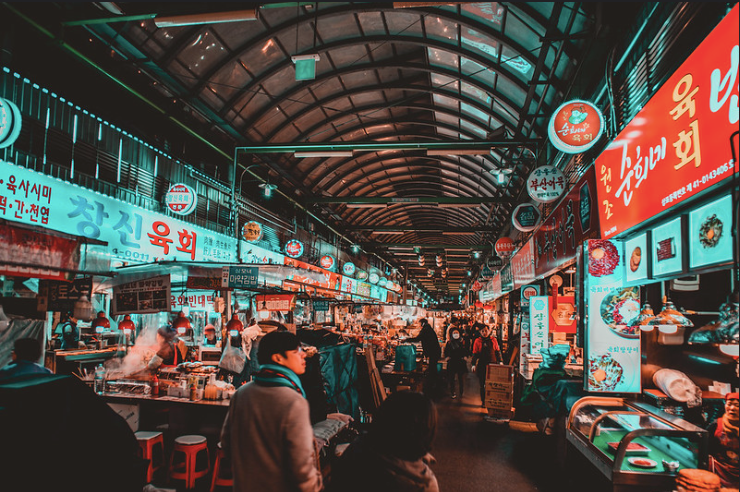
left=624, top=232, right=649, bottom=284
left=584, top=239, right=641, bottom=394
left=651, top=217, right=684, bottom=277
left=688, top=193, right=733, bottom=269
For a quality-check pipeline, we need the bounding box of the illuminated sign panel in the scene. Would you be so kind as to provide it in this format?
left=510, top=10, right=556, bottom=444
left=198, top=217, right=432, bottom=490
left=548, top=99, right=604, bottom=154
left=595, top=5, right=739, bottom=239
left=688, top=193, right=733, bottom=269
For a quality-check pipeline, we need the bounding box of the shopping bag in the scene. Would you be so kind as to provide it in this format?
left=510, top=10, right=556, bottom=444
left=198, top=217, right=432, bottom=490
left=219, top=344, right=246, bottom=373
left=394, top=344, right=417, bottom=372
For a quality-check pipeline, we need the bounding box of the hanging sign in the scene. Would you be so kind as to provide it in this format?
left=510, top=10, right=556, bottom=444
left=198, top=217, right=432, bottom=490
left=526, top=165, right=567, bottom=203
left=495, top=237, right=515, bottom=258
left=0, top=97, right=22, bottom=149
left=520, top=284, right=540, bottom=308
left=551, top=295, right=577, bottom=333
left=595, top=5, right=739, bottom=239
left=500, top=264, right=514, bottom=293
left=356, top=270, right=368, bottom=281
left=512, top=203, right=542, bottom=232
left=547, top=99, right=605, bottom=154
left=651, top=217, right=684, bottom=277
left=221, top=266, right=259, bottom=289
left=0, top=223, right=81, bottom=281
left=313, top=300, right=330, bottom=312
left=511, top=240, right=535, bottom=288
left=487, top=255, right=504, bottom=270
left=471, top=280, right=483, bottom=292
left=319, top=254, right=336, bottom=271
left=44, top=277, right=93, bottom=312
left=529, top=296, right=550, bottom=355
left=256, top=293, right=297, bottom=312
left=479, top=265, right=494, bottom=279
left=533, top=166, right=599, bottom=277
left=285, top=239, right=304, bottom=258
left=584, top=239, right=641, bottom=394
left=112, top=275, right=171, bottom=315
left=164, top=183, right=198, bottom=215
left=368, top=272, right=380, bottom=284
left=242, top=221, right=264, bottom=242
left=342, top=262, right=356, bottom=276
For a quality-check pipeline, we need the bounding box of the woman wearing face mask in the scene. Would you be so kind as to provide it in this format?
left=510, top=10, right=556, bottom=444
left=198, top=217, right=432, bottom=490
left=444, top=327, right=469, bottom=399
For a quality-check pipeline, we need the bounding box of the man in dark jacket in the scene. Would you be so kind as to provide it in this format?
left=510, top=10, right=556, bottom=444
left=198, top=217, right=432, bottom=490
left=407, top=318, right=442, bottom=398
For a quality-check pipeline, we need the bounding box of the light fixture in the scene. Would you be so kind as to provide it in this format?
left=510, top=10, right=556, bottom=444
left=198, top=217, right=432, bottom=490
left=719, top=344, right=739, bottom=357
left=346, top=203, right=388, bottom=209
left=490, top=167, right=514, bottom=184
left=91, top=311, right=110, bottom=334
left=292, top=53, right=320, bottom=81
left=370, top=230, right=404, bottom=235
left=426, top=148, right=489, bottom=156
left=154, top=9, right=257, bottom=28
left=563, top=266, right=577, bottom=274
left=294, top=151, right=353, bottom=158
left=73, top=291, right=94, bottom=322
left=473, top=251, right=482, bottom=259
left=634, top=303, right=657, bottom=332
left=259, top=182, right=277, bottom=197
left=437, top=203, right=480, bottom=209
left=119, top=314, right=135, bottom=336
left=226, top=313, right=244, bottom=334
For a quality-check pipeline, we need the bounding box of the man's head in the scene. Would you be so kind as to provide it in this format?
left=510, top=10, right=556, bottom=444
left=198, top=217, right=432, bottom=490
left=64, top=311, right=77, bottom=323
left=12, top=338, right=43, bottom=363
left=725, top=392, right=739, bottom=423
left=257, top=331, right=306, bottom=375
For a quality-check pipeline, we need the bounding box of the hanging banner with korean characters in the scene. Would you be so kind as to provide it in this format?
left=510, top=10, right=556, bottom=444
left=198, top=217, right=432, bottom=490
left=534, top=167, right=599, bottom=278
left=510, top=240, right=535, bottom=289
left=529, top=296, right=550, bottom=355
left=0, top=222, right=81, bottom=281
left=112, top=275, right=171, bottom=315
left=171, top=291, right=215, bottom=312
left=0, top=160, right=236, bottom=266
left=255, top=293, right=296, bottom=312
left=584, top=239, right=641, bottom=393
left=595, top=5, right=739, bottom=239
left=526, top=165, right=566, bottom=204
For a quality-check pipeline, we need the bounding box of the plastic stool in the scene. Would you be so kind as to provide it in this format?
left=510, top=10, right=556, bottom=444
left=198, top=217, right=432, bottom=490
left=210, top=443, right=233, bottom=492
left=135, top=431, right=165, bottom=483
left=169, top=434, right=210, bottom=490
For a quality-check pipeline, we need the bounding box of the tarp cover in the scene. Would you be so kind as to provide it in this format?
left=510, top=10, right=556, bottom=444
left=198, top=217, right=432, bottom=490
left=319, top=343, right=359, bottom=421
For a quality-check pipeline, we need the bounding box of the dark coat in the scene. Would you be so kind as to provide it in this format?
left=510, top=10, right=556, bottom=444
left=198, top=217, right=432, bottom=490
left=408, top=324, right=441, bottom=360
left=444, top=338, right=469, bottom=374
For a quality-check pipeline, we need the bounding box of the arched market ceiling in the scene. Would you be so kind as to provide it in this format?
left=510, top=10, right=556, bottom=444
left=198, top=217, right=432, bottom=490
left=3, top=2, right=643, bottom=300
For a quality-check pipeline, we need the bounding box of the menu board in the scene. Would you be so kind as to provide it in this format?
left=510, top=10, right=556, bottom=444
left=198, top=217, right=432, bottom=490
left=112, top=275, right=171, bottom=315
left=500, top=264, right=514, bottom=293
left=511, top=240, right=535, bottom=288
left=584, top=239, right=641, bottom=394
left=624, top=232, right=649, bottom=284
left=651, top=217, right=684, bottom=277
left=594, top=5, right=739, bottom=239
left=689, top=193, right=734, bottom=269
left=529, top=296, right=550, bottom=355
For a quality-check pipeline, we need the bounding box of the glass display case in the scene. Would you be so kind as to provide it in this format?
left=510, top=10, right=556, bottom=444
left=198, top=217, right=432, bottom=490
left=566, top=396, right=708, bottom=492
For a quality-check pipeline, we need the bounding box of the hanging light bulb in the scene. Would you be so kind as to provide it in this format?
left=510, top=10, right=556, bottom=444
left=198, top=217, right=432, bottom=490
left=634, top=303, right=657, bottom=332
left=226, top=313, right=244, bottom=337
left=73, top=291, right=94, bottom=322
left=648, top=298, right=693, bottom=334
left=91, top=311, right=110, bottom=334
left=119, top=314, right=136, bottom=336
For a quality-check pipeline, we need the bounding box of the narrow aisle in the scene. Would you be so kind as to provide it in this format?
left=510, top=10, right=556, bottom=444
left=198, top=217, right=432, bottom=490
left=430, top=372, right=568, bottom=492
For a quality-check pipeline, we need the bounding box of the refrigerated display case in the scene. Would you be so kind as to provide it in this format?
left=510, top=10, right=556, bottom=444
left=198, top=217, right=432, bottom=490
left=566, top=396, right=708, bottom=492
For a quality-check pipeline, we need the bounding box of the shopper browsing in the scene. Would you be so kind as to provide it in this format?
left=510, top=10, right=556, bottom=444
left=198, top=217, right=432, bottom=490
left=220, top=331, right=321, bottom=492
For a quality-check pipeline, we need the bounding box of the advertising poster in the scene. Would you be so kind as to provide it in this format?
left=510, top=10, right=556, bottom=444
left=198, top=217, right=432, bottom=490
left=624, top=232, right=649, bottom=285
left=45, top=277, right=93, bottom=312
left=112, top=275, right=171, bottom=315
left=0, top=222, right=81, bottom=281
left=651, top=217, right=684, bottom=277
left=689, top=193, right=734, bottom=269
left=584, top=239, right=641, bottom=393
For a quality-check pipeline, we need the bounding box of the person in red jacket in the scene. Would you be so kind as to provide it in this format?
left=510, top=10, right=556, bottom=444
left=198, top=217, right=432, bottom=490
left=471, top=325, right=502, bottom=406
left=708, top=392, right=739, bottom=487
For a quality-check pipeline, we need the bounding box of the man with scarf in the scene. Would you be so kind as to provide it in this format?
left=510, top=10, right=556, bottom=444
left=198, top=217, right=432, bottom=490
left=220, top=330, right=321, bottom=492
left=708, top=392, right=739, bottom=487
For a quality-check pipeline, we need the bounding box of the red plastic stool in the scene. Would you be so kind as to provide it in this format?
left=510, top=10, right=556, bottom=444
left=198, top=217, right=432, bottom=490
left=169, top=434, right=210, bottom=490
left=135, top=431, right=164, bottom=483
left=210, top=442, right=234, bottom=492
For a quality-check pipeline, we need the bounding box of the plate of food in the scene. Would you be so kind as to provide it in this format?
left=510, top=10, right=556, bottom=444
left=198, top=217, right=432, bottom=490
left=607, top=441, right=650, bottom=455
left=629, top=246, right=642, bottom=273
left=600, top=287, right=641, bottom=338
left=588, top=353, right=624, bottom=391
left=588, top=240, right=620, bottom=277
left=628, top=457, right=657, bottom=468
left=698, top=214, right=723, bottom=248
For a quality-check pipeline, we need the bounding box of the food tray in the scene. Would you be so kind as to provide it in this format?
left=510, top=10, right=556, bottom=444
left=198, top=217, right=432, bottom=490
left=606, top=441, right=650, bottom=455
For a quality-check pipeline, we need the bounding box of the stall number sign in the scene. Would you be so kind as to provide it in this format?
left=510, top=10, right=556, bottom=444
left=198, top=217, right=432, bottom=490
left=527, top=166, right=566, bottom=204
left=221, top=266, right=259, bottom=289
left=529, top=296, right=550, bottom=355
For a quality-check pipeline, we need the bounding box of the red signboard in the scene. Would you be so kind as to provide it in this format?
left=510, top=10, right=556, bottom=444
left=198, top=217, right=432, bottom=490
left=0, top=223, right=80, bottom=280
left=595, top=5, right=739, bottom=239
left=511, top=240, right=535, bottom=288
left=256, top=293, right=297, bottom=312
left=534, top=166, right=599, bottom=277
left=547, top=100, right=605, bottom=154
left=550, top=295, right=577, bottom=333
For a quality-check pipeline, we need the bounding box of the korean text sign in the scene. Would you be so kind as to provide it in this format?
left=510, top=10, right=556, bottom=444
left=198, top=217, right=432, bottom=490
left=0, top=160, right=236, bottom=264
left=595, top=5, right=739, bottom=239
left=584, top=239, right=641, bottom=393
left=112, top=275, right=171, bottom=315
left=529, top=296, right=550, bottom=355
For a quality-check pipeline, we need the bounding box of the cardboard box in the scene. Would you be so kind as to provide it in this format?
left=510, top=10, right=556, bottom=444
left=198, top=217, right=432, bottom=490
left=485, top=398, right=513, bottom=410
left=486, top=407, right=514, bottom=419
left=485, top=388, right=513, bottom=402
left=485, top=364, right=514, bottom=383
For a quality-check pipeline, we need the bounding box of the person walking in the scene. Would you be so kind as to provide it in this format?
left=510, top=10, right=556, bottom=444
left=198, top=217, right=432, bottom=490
left=220, top=330, right=321, bottom=492
left=327, top=391, right=439, bottom=492
left=471, top=325, right=502, bottom=406
left=407, top=318, right=442, bottom=398
left=444, top=326, right=469, bottom=399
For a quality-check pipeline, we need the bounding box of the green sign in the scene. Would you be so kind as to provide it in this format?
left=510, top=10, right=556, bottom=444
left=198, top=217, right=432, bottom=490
left=221, top=266, right=259, bottom=289
left=313, top=300, right=329, bottom=312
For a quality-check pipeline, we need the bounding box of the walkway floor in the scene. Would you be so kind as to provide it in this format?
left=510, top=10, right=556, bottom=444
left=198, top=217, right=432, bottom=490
left=431, top=372, right=611, bottom=492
